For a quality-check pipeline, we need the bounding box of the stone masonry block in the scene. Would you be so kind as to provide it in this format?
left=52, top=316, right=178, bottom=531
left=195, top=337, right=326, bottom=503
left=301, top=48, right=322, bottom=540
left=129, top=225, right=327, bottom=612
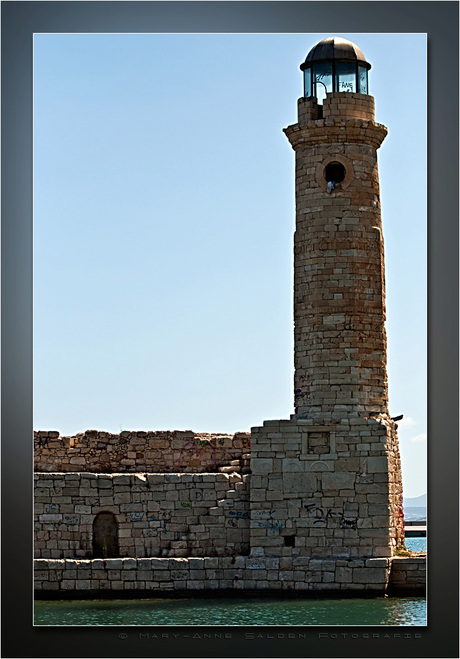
left=251, top=459, right=273, bottom=475
left=365, top=558, right=389, bottom=568
left=353, top=567, right=388, bottom=584
left=367, top=457, right=388, bottom=473
left=282, top=458, right=304, bottom=472
left=336, top=567, right=352, bottom=583
left=322, top=472, right=355, bottom=490
left=283, top=473, right=317, bottom=494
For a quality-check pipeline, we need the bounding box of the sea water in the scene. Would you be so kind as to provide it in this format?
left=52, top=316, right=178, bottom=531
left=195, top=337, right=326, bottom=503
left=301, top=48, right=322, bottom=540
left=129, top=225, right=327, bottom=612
left=35, top=595, right=426, bottom=626
left=404, top=537, right=426, bottom=553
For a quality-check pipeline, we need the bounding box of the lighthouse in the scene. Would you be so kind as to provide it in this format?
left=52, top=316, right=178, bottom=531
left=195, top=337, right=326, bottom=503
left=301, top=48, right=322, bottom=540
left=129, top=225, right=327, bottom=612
left=250, top=37, right=405, bottom=560
left=286, top=37, right=390, bottom=421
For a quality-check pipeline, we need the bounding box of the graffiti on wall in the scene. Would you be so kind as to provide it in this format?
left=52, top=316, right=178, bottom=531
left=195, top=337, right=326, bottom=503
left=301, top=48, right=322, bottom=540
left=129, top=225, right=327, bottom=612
left=177, top=437, right=221, bottom=467
left=253, top=520, right=285, bottom=533
left=228, top=510, right=249, bottom=519
left=127, top=511, right=171, bottom=529
left=34, top=514, right=80, bottom=532
left=226, top=510, right=249, bottom=527
left=303, top=501, right=359, bottom=529
left=44, top=503, right=61, bottom=514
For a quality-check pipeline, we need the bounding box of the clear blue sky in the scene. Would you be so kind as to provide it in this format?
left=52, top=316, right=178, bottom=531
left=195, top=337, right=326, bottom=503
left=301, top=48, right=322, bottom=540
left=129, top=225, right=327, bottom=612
left=33, top=33, right=426, bottom=498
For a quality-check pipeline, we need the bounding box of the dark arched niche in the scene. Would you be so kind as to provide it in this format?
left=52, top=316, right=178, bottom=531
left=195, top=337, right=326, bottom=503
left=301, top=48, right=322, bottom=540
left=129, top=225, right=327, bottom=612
left=92, top=511, right=119, bottom=558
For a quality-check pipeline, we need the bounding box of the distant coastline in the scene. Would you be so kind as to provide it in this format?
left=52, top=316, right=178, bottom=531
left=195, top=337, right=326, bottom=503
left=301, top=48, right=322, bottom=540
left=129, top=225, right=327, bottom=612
left=404, top=507, right=426, bottom=522
left=403, top=494, right=427, bottom=522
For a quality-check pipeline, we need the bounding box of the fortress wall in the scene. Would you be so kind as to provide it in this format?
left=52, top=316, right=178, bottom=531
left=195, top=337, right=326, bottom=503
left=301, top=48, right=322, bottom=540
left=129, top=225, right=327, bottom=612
left=249, top=416, right=404, bottom=559
left=34, top=555, right=393, bottom=595
left=34, top=472, right=250, bottom=559
left=34, top=430, right=250, bottom=473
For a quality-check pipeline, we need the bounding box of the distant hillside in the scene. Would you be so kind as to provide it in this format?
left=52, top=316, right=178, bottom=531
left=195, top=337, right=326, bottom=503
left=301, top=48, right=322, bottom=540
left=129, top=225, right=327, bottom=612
left=404, top=507, right=426, bottom=522
left=404, top=494, right=427, bottom=507
left=403, top=494, right=426, bottom=522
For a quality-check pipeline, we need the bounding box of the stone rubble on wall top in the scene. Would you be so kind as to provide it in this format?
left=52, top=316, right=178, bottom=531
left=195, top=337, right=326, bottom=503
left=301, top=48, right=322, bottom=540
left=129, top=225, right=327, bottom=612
left=34, top=430, right=251, bottom=474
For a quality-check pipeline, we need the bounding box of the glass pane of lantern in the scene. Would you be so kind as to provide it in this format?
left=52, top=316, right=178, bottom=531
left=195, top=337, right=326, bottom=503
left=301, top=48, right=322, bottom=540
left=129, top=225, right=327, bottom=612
left=358, top=65, right=368, bottom=94
left=335, top=61, right=356, bottom=93
left=304, top=67, right=312, bottom=97
left=312, top=62, right=332, bottom=104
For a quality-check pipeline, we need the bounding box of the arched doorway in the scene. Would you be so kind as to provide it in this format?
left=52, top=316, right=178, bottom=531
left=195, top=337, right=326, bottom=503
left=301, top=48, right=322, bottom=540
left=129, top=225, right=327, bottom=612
left=92, top=511, right=119, bottom=558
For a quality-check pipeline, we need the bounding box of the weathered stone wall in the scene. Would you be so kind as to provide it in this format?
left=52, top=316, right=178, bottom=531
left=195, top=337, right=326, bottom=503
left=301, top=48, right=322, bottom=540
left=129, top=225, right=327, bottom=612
left=249, top=416, right=405, bottom=559
left=387, top=422, right=405, bottom=548
left=388, top=556, right=426, bottom=594
left=34, top=472, right=250, bottom=559
left=34, top=430, right=250, bottom=473
left=34, top=556, right=392, bottom=595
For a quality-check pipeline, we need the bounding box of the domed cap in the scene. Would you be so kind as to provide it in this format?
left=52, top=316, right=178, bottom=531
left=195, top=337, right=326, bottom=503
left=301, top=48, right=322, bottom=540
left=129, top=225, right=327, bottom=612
left=301, top=36, right=371, bottom=70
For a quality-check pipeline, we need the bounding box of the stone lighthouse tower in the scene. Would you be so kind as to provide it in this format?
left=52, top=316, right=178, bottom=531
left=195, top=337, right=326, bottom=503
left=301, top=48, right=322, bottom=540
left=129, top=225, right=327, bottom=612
left=250, top=37, right=405, bottom=562
left=287, top=37, right=389, bottom=422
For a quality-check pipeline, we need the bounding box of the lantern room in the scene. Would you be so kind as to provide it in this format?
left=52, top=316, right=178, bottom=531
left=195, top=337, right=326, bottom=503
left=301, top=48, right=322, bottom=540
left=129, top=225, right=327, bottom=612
left=300, top=36, right=371, bottom=103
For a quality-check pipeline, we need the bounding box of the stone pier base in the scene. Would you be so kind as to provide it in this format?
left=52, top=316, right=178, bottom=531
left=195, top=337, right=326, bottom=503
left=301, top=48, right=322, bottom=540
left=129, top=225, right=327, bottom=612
left=387, top=556, right=426, bottom=595
left=34, top=555, right=425, bottom=597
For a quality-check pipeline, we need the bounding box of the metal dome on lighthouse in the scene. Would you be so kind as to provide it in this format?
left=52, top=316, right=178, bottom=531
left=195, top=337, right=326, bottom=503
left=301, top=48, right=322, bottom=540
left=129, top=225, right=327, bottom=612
left=301, top=36, right=371, bottom=101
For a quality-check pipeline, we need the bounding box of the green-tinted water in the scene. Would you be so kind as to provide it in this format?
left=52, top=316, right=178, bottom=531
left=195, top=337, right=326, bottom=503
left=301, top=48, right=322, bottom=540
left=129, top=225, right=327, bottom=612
left=34, top=596, right=426, bottom=626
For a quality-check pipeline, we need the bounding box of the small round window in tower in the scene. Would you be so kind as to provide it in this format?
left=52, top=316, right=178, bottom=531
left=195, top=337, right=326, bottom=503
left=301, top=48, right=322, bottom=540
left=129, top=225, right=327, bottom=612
left=316, top=154, right=354, bottom=192
left=324, top=161, right=346, bottom=184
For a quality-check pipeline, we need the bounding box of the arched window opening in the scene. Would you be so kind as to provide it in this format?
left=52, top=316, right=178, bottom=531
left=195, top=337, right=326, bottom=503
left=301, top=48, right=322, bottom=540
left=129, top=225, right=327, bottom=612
left=92, top=511, right=119, bottom=558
